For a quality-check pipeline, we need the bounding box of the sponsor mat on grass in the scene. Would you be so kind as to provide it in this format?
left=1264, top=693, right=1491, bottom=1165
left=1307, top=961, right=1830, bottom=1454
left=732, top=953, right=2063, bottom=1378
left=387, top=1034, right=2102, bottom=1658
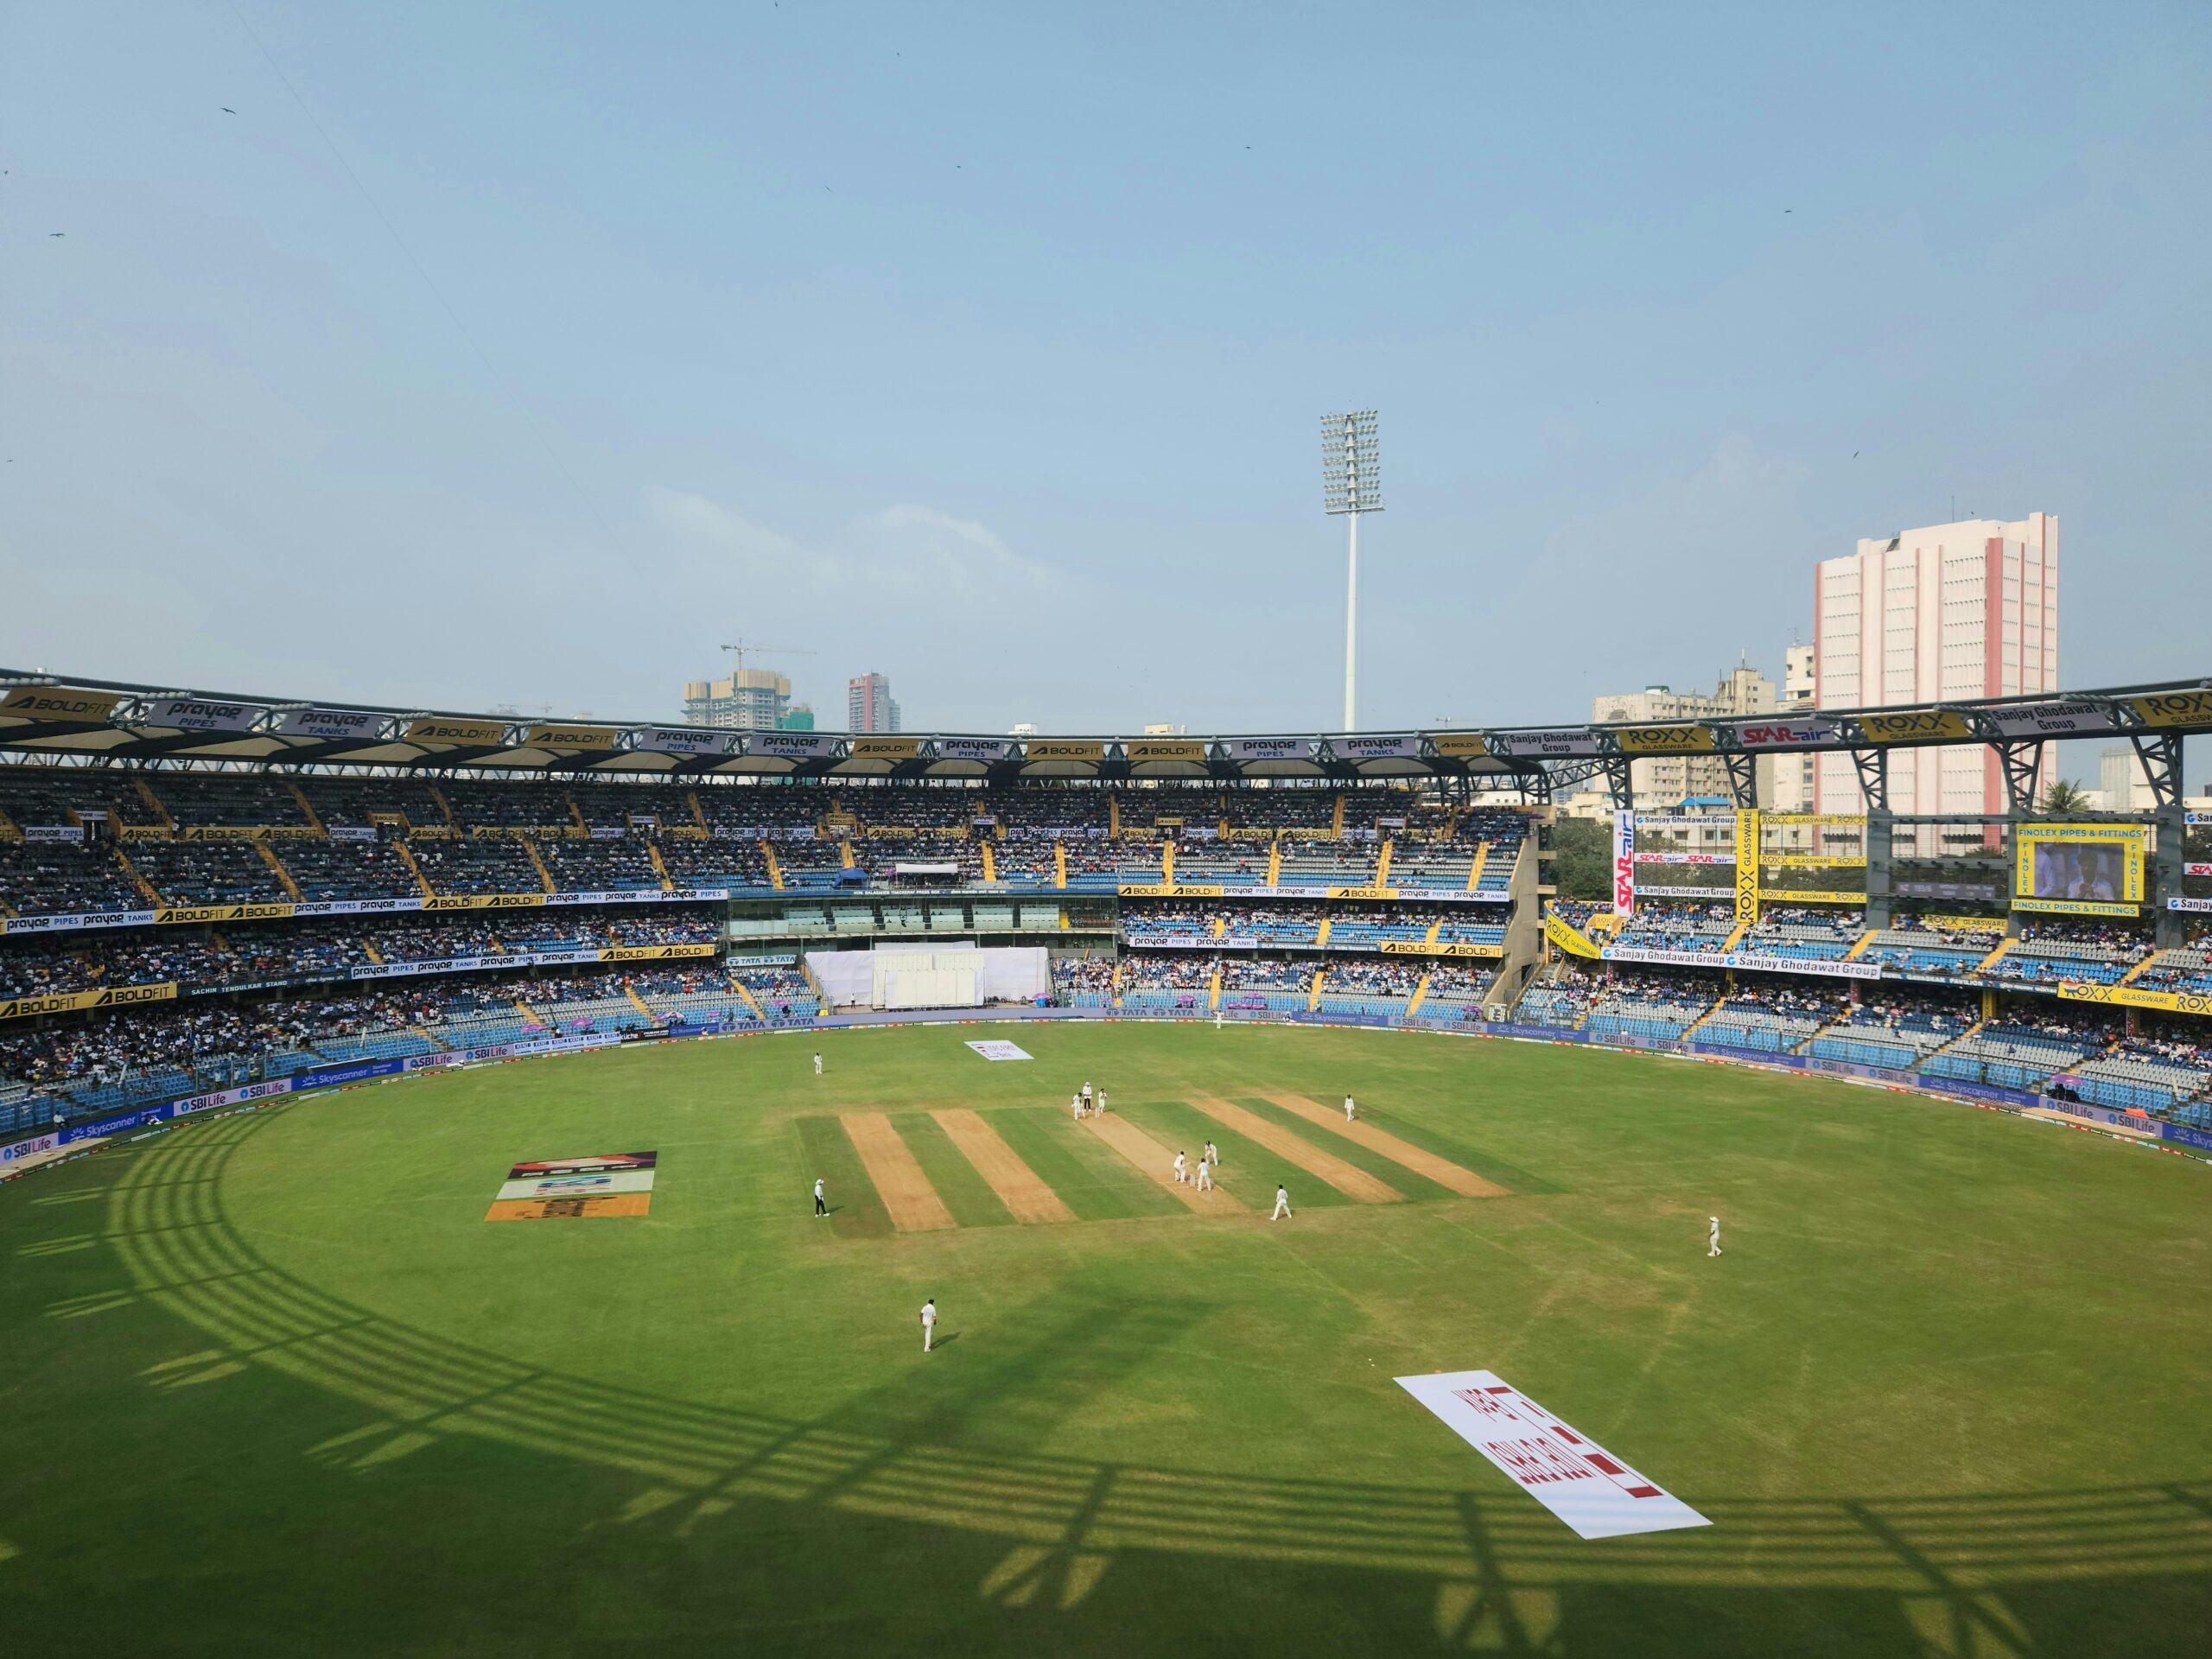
left=1395, top=1370, right=1710, bottom=1540
left=964, top=1039, right=1033, bottom=1062
left=486, top=1151, right=657, bottom=1220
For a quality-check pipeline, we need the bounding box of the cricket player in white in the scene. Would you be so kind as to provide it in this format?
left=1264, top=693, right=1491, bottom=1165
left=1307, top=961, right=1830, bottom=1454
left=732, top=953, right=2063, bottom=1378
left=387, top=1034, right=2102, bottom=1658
left=1205, top=1140, right=1218, bottom=1166
left=1214, top=1009, right=1224, bottom=1031
left=1344, top=1094, right=1356, bottom=1122
left=1082, top=1080, right=1093, bottom=1110
left=920, top=1298, right=937, bottom=1351
left=813, top=1052, right=823, bottom=1076
left=1708, top=1216, right=1722, bottom=1257
left=1173, top=1150, right=1188, bottom=1185
left=1271, top=1183, right=1292, bottom=1221
left=813, top=1178, right=826, bottom=1217
left=1194, top=1158, right=1213, bottom=1192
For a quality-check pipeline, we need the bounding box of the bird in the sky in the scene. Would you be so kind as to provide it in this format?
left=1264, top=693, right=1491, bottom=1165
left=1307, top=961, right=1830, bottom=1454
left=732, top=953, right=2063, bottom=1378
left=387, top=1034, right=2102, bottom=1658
left=48, top=232, right=63, bottom=237
left=222, top=107, right=236, bottom=114
left=1853, top=451, right=1860, bottom=458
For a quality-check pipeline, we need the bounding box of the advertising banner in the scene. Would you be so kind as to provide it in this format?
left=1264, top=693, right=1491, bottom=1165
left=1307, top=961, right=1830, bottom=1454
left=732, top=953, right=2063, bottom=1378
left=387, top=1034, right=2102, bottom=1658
left=0, top=982, right=178, bottom=1022
left=1542, top=911, right=1603, bottom=958
left=1618, top=724, right=1714, bottom=755
left=1724, top=719, right=1840, bottom=750
left=634, top=726, right=741, bottom=757
left=0, top=685, right=125, bottom=722
left=522, top=723, right=620, bottom=751
left=1633, top=852, right=1730, bottom=865
left=1125, top=740, right=1205, bottom=764
left=1859, top=709, right=1974, bottom=744
left=2128, top=690, right=2212, bottom=730
left=2171, top=897, right=2212, bottom=913
left=1982, top=700, right=2120, bottom=738
left=1332, top=735, right=1421, bottom=762
left=1611, top=810, right=1635, bottom=917
left=937, top=736, right=1011, bottom=762
left=22, top=824, right=84, bottom=841
left=137, top=697, right=264, bottom=734
left=274, top=706, right=385, bottom=741
left=1624, top=884, right=1733, bottom=899
left=2185, top=862, right=2212, bottom=879
left=746, top=731, right=839, bottom=760
left=1599, top=944, right=1880, bottom=981
left=2056, top=982, right=2212, bottom=1016
left=1428, top=733, right=1491, bottom=759
left=404, top=716, right=510, bottom=746
left=1223, top=737, right=1310, bottom=762
left=1395, top=1371, right=1709, bottom=1540
left=849, top=736, right=921, bottom=760
left=1488, top=728, right=1599, bottom=759
left=1631, top=815, right=1732, bottom=831
left=1024, top=741, right=1106, bottom=763
left=0, top=1132, right=60, bottom=1166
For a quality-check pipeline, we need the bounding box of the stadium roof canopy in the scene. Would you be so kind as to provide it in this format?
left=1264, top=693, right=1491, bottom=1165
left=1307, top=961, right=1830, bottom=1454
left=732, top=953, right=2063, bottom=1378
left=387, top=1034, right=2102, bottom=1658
left=0, top=669, right=2206, bottom=804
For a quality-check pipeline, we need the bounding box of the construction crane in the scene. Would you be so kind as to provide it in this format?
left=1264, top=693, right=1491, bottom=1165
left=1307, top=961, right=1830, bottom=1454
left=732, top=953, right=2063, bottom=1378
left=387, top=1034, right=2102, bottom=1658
left=720, top=639, right=817, bottom=680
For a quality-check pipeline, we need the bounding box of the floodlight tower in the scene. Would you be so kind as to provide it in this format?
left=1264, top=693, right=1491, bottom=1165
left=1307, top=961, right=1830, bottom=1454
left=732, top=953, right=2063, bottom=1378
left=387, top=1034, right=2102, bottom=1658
left=1320, top=410, right=1381, bottom=732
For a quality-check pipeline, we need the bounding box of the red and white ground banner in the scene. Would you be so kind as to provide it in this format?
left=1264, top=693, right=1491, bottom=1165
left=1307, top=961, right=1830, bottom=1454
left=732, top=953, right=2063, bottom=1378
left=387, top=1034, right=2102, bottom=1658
left=1395, top=1370, right=1710, bottom=1539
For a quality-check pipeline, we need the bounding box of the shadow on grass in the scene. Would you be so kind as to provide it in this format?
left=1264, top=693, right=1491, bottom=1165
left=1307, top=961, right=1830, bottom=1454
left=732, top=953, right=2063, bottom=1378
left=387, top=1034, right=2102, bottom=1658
left=76, top=1107, right=2212, bottom=1657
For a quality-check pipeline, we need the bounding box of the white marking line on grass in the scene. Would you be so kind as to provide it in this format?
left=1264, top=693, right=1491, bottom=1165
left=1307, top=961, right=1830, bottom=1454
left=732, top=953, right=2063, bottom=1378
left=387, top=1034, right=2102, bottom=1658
left=1396, top=1370, right=1709, bottom=1540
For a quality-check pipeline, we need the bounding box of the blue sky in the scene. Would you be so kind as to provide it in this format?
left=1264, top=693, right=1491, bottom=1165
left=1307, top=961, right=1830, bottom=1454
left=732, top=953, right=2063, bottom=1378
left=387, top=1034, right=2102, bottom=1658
left=2, top=3, right=2207, bottom=766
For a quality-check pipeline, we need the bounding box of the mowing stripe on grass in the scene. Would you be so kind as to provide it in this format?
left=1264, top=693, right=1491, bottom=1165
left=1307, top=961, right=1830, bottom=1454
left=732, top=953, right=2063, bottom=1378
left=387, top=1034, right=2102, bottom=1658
left=989, top=1109, right=1182, bottom=1222
left=792, top=1116, right=890, bottom=1237
left=931, top=1110, right=1077, bottom=1225
left=894, top=1113, right=1015, bottom=1229
left=841, top=1113, right=957, bottom=1232
left=1083, top=1112, right=1244, bottom=1212
left=1260, top=1093, right=1509, bottom=1198
left=1187, top=1096, right=1402, bottom=1204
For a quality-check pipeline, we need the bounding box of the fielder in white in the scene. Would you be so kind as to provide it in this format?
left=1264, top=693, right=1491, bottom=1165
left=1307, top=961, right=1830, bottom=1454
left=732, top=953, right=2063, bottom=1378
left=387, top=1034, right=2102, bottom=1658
left=813, top=1052, right=823, bottom=1076
left=920, top=1297, right=937, bottom=1352
left=1071, top=1093, right=1084, bottom=1121
left=1708, top=1216, right=1722, bottom=1257
left=1173, top=1150, right=1189, bottom=1185
left=1193, top=1158, right=1214, bottom=1192
left=1214, top=1009, right=1224, bottom=1031
left=1205, top=1140, right=1218, bottom=1166
left=1271, top=1183, right=1293, bottom=1221
left=1344, top=1094, right=1356, bottom=1122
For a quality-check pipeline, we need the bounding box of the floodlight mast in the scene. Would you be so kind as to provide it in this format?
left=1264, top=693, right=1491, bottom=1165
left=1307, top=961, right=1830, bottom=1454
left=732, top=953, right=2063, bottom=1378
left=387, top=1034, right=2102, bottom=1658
left=1320, top=410, right=1381, bottom=732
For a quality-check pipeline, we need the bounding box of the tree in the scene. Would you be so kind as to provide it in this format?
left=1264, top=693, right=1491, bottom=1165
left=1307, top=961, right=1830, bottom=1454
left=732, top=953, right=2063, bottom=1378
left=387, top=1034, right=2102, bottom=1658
left=2038, top=779, right=2091, bottom=817
left=1549, top=816, right=1611, bottom=899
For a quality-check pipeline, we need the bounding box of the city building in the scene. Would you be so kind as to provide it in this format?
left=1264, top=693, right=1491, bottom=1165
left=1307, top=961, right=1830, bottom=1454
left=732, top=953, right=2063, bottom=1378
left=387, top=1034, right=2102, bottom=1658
left=1592, top=661, right=1777, bottom=808
left=1813, top=514, right=2059, bottom=833
left=1770, top=643, right=1818, bottom=812
left=682, top=669, right=796, bottom=731
left=778, top=704, right=817, bottom=732
left=2097, top=744, right=2150, bottom=814
left=848, top=673, right=901, bottom=734
left=1008, top=722, right=1039, bottom=738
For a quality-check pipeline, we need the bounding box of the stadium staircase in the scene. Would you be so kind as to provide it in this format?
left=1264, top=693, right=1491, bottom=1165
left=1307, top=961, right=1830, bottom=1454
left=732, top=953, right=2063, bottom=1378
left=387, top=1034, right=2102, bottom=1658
left=1464, top=843, right=1488, bottom=890
left=567, top=797, right=589, bottom=833
left=1265, top=841, right=1282, bottom=885
left=1404, top=970, right=1431, bottom=1018
left=1330, top=794, right=1346, bottom=836
left=1719, top=917, right=1753, bottom=952
left=255, top=842, right=303, bottom=900
left=130, top=776, right=175, bottom=830
left=113, top=844, right=162, bottom=905
left=1054, top=842, right=1068, bottom=888
left=392, top=841, right=437, bottom=899
left=1306, top=967, right=1325, bottom=1011
left=760, top=841, right=784, bottom=891
left=1843, top=930, right=1878, bottom=960
left=1207, top=968, right=1221, bottom=1011
left=1108, top=795, right=1121, bottom=838
left=1374, top=838, right=1393, bottom=887
left=429, top=785, right=459, bottom=829
left=512, top=997, right=542, bottom=1027
left=686, top=791, right=709, bottom=831
left=622, top=981, right=654, bottom=1021
left=730, top=978, right=766, bottom=1020
left=0, top=802, right=19, bottom=842
left=1161, top=841, right=1175, bottom=883
left=362, top=936, right=385, bottom=963
left=645, top=842, right=677, bottom=890
left=519, top=836, right=557, bottom=893
left=414, top=1025, right=449, bottom=1051
left=1976, top=938, right=2015, bottom=975
left=284, top=779, right=324, bottom=833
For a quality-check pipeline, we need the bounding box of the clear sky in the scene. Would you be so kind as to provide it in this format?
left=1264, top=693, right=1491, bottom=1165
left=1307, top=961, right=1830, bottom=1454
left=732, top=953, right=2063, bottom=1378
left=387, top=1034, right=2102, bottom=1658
left=3, top=3, right=2208, bottom=756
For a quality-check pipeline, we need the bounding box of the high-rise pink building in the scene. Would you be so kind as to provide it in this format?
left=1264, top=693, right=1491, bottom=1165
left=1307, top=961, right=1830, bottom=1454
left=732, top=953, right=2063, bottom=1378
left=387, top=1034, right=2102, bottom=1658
left=1814, top=513, right=2059, bottom=819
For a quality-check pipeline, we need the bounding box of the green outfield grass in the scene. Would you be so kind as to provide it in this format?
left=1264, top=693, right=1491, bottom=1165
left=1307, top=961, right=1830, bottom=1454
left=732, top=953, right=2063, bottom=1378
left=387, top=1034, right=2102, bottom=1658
left=3, top=1020, right=2209, bottom=1656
